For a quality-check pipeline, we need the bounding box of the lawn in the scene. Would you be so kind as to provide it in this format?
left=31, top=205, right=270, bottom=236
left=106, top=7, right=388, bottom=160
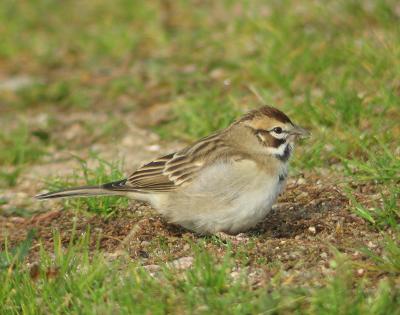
left=0, top=0, right=399, bottom=314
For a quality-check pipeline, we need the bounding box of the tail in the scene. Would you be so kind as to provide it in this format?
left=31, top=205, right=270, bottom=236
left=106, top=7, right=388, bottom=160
left=36, top=179, right=128, bottom=200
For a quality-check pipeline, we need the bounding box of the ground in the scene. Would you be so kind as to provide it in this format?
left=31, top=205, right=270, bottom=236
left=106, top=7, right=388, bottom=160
left=0, top=1, right=399, bottom=314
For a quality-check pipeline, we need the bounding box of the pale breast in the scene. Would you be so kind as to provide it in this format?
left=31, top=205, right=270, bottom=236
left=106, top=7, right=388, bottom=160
left=158, top=159, right=288, bottom=234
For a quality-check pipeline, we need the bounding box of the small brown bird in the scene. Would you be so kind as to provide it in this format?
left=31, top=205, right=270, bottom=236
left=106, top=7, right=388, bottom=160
left=37, top=106, right=309, bottom=234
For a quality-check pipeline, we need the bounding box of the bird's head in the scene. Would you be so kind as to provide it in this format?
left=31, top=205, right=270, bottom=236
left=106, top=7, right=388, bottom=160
left=237, top=106, right=310, bottom=161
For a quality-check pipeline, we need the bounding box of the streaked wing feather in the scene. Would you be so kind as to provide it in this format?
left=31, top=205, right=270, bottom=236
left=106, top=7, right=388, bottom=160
left=124, top=134, right=230, bottom=192
left=125, top=152, right=201, bottom=192
left=104, top=133, right=242, bottom=193
left=126, top=134, right=231, bottom=192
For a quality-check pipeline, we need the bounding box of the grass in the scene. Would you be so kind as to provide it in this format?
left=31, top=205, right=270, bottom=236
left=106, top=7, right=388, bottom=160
left=15, top=81, right=91, bottom=109
left=0, top=230, right=35, bottom=271
left=363, top=235, right=400, bottom=274
left=155, top=88, right=242, bottom=140
left=46, top=153, right=129, bottom=216
left=349, top=187, right=400, bottom=229
left=1, top=0, right=398, bottom=169
left=0, top=124, right=47, bottom=187
left=1, top=0, right=400, bottom=313
left=1, top=231, right=400, bottom=315
left=342, top=138, right=400, bottom=184
left=0, top=124, right=46, bottom=166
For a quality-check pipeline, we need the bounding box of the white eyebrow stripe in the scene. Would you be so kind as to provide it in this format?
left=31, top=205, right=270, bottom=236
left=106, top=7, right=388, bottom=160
left=270, top=130, right=287, bottom=139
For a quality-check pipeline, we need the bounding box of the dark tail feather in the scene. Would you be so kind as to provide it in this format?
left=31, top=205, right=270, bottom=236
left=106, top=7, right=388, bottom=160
left=36, top=179, right=129, bottom=200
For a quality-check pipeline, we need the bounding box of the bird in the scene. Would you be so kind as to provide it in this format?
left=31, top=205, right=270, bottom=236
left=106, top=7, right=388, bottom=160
left=36, top=105, right=309, bottom=235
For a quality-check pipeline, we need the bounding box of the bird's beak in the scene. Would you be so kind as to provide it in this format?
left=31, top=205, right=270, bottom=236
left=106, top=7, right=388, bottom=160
left=290, top=125, right=310, bottom=139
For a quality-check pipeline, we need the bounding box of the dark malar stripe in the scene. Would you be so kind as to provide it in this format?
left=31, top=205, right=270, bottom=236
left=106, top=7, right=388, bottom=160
left=275, top=144, right=292, bottom=162
left=272, top=138, right=286, bottom=148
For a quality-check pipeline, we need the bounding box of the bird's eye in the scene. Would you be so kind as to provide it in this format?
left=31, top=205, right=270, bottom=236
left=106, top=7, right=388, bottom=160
left=272, top=127, right=283, bottom=134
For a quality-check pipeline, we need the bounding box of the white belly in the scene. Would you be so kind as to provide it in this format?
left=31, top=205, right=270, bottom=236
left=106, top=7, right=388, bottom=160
left=151, top=159, right=287, bottom=234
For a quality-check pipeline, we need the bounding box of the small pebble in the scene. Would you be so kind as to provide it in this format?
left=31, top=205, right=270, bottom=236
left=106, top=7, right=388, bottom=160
left=10, top=217, right=26, bottom=224
left=297, top=178, right=306, bottom=185
left=168, top=256, right=194, bottom=270
left=230, top=270, right=241, bottom=281
left=146, top=144, right=160, bottom=152
left=298, top=191, right=309, bottom=198
left=143, top=264, right=160, bottom=273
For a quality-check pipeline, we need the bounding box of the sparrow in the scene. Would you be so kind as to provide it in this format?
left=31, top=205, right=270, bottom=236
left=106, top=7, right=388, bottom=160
left=36, top=106, right=309, bottom=235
